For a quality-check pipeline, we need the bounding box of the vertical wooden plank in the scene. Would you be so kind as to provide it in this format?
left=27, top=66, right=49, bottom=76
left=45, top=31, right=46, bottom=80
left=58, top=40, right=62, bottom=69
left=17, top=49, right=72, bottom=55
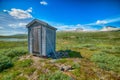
left=46, top=28, right=48, bottom=55
left=54, top=30, right=56, bottom=51
left=38, top=28, right=42, bottom=56
left=45, top=27, right=56, bottom=56
left=32, top=27, right=39, bottom=54
left=28, top=27, right=33, bottom=53
left=28, top=28, right=30, bottom=53
left=41, top=26, right=46, bottom=56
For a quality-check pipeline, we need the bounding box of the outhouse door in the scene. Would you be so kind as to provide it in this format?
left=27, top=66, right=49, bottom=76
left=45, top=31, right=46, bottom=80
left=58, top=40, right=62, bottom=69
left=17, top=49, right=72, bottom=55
left=32, top=27, right=42, bottom=55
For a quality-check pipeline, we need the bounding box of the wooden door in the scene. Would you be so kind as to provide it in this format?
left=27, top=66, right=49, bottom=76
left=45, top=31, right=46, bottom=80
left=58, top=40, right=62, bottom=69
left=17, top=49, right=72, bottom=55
left=32, top=27, right=41, bottom=55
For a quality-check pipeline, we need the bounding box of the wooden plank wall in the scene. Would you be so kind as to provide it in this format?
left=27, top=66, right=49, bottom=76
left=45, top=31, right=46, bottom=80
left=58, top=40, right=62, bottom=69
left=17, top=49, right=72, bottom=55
left=32, top=27, right=39, bottom=53
left=46, top=27, right=56, bottom=56
left=28, top=22, right=56, bottom=57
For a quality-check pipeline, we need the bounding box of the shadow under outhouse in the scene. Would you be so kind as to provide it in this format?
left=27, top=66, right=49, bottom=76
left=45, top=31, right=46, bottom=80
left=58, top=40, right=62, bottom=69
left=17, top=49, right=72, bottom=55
left=26, top=19, right=57, bottom=57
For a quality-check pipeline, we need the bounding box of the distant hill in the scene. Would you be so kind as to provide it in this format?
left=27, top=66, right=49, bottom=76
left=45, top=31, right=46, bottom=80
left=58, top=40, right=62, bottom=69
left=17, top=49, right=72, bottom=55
left=58, top=28, right=84, bottom=32
left=0, top=34, right=27, bottom=38
left=75, top=28, right=84, bottom=32
left=100, top=26, right=120, bottom=31
left=11, top=34, right=27, bottom=37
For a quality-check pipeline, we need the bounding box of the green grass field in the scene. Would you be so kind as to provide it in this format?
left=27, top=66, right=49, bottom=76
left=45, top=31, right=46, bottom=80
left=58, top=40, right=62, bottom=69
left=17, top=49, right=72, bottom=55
left=0, top=31, right=120, bottom=80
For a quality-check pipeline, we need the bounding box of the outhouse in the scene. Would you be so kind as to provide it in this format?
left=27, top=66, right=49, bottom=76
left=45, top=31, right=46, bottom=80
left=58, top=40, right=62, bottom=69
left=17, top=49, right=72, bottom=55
left=26, top=19, right=57, bottom=57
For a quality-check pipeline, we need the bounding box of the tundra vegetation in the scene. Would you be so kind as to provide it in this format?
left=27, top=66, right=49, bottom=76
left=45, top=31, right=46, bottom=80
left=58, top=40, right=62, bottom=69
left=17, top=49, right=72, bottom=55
left=0, top=31, right=120, bottom=80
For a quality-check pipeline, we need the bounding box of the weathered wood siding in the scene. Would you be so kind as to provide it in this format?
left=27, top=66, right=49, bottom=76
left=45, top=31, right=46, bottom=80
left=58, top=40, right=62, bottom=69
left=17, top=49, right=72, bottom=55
left=32, top=27, right=39, bottom=53
left=27, top=19, right=56, bottom=57
left=41, top=26, right=46, bottom=56
left=38, top=28, right=42, bottom=55
left=28, top=23, right=42, bottom=55
left=46, top=27, right=56, bottom=56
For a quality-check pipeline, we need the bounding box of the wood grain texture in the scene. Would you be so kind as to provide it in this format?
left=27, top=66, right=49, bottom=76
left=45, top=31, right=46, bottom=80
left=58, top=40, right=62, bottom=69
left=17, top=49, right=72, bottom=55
left=27, top=19, right=56, bottom=57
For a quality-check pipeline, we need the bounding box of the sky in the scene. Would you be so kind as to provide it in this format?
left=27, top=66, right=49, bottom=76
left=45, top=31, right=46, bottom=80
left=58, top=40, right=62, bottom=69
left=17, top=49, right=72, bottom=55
left=0, top=0, right=120, bottom=35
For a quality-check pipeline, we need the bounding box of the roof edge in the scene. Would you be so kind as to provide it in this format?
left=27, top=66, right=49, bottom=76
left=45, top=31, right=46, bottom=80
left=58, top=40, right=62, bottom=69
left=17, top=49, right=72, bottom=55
left=26, top=19, right=57, bottom=30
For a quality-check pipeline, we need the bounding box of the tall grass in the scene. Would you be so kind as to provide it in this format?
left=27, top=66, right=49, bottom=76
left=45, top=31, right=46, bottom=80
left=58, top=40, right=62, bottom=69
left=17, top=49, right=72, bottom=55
left=57, top=31, right=120, bottom=45
left=0, top=47, right=28, bottom=58
left=91, top=52, right=120, bottom=72
left=0, top=54, right=13, bottom=72
left=39, top=71, right=72, bottom=80
left=0, top=47, right=28, bottom=72
left=0, top=41, right=27, bottom=49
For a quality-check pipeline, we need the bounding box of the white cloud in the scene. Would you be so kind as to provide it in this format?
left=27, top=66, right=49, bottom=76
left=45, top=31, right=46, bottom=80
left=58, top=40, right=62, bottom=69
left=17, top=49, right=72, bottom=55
left=8, top=24, right=17, bottom=27
left=96, top=17, right=120, bottom=25
left=40, top=1, right=48, bottom=5
left=105, top=17, right=120, bottom=23
left=87, top=17, right=120, bottom=26
left=3, top=7, right=33, bottom=19
left=0, top=26, right=4, bottom=29
left=55, top=24, right=76, bottom=31
left=8, top=22, right=27, bottom=28
left=18, top=23, right=27, bottom=26
left=26, top=7, right=32, bottom=12
left=96, top=20, right=107, bottom=25
left=3, top=10, right=7, bottom=12
left=54, top=23, right=95, bottom=31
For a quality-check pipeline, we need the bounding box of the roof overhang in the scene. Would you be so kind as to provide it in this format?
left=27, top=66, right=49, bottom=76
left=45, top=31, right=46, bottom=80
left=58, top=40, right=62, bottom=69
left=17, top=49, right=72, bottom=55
left=26, top=19, right=57, bottom=30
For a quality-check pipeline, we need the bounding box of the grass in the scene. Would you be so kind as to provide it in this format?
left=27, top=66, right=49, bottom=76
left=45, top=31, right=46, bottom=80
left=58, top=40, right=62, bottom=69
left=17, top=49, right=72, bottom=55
left=1, top=71, right=21, bottom=80
left=91, top=52, right=120, bottom=72
left=0, top=47, right=28, bottom=58
left=0, top=46, right=28, bottom=72
left=0, top=31, right=120, bottom=80
left=56, top=31, right=120, bottom=47
left=24, top=67, right=36, bottom=76
left=39, top=71, right=72, bottom=80
left=0, top=41, right=27, bottom=49
left=0, top=54, right=13, bottom=72
left=15, top=59, right=33, bottom=67
left=102, top=46, right=120, bottom=55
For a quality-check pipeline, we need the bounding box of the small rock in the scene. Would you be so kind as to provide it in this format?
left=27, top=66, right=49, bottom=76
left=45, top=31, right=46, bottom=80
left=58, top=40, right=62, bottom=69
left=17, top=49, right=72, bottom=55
left=60, top=65, right=72, bottom=71
left=49, top=59, right=56, bottom=63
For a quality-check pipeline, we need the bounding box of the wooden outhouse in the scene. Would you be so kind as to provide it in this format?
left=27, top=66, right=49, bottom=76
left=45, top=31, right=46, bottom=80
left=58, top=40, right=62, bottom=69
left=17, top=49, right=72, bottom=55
left=26, top=19, right=57, bottom=57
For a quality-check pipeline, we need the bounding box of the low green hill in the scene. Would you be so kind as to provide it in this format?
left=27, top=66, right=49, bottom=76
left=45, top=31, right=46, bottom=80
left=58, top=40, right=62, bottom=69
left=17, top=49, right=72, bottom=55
left=0, top=34, right=27, bottom=39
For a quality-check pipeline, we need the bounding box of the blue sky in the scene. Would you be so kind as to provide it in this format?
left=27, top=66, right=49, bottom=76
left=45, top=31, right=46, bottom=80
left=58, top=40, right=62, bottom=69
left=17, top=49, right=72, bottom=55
left=0, top=0, right=120, bottom=35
